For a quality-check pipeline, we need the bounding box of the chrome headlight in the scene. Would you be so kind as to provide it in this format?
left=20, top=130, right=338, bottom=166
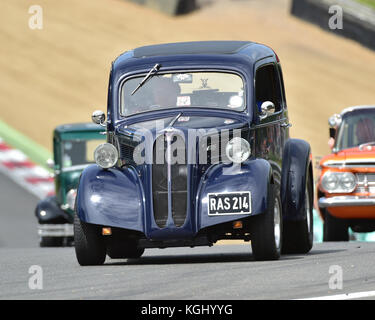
left=94, top=143, right=118, bottom=169
left=66, top=189, right=77, bottom=211
left=225, top=137, right=251, bottom=164
left=321, top=171, right=356, bottom=193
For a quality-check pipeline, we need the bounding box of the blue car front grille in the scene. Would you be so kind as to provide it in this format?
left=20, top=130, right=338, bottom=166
left=152, top=133, right=187, bottom=228
left=119, top=142, right=135, bottom=165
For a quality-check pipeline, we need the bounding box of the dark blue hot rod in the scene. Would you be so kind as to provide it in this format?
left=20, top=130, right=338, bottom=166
left=74, top=41, right=314, bottom=265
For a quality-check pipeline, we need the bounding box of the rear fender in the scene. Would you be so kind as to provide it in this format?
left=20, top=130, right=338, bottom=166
left=75, top=165, right=145, bottom=232
left=197, top=159, right=272, bottom=230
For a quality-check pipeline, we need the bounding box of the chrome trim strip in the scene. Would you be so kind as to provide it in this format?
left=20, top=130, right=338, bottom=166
left=37, top=224, right=73, bottom=237
left=323, top=163, right=375, bottom=169
left=251, top=117, right=288, bottom=129
left=319, top=196, right=375, bottom=208
left=61, top=164, right=91, bottom=173
left=166, top=132, right=174, bottom=227
left=323, top=158, right=375, bottom=167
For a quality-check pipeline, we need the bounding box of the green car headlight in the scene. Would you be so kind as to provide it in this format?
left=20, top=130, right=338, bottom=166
left=66, top=189, right=77, bottom=211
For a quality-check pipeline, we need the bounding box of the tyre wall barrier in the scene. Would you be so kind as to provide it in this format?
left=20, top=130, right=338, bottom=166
left=291, top=0, right=375, bottom=51
left=125, top=0, right=197, bottom=15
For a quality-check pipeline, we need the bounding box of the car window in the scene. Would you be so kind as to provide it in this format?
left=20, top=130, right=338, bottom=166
left=255, top=64, right=283, bottom=114
left=61, top=139, right=103, bottom=168
left=121, top=72, right=245, bottom=117
left=336, top=109, right=375, bottom=150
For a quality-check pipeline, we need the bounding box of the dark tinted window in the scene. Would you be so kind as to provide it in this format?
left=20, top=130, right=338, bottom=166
left=255, top=64, right=283, bottom=113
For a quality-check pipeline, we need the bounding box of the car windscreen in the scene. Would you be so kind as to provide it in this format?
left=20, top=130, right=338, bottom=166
left=61, top=139, right=103, bottom=169
left=121, top=72, right=245, bottom=117
left=336, top=108, right=375, bottom=150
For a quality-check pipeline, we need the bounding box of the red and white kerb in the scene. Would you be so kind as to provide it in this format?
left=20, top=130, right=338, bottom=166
left=0, top=137, right=54, bottom=199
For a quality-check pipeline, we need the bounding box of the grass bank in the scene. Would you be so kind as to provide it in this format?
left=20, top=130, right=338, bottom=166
left=0, top=118, right=52, bottom=168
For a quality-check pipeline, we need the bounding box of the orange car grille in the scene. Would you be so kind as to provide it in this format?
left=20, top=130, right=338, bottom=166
left=355, top=173, right=375, bottom=193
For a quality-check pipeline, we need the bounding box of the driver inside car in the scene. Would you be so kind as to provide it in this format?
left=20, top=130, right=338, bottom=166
left=356, top=118, right=375, bottom=145
left=150, top=77, right=181, bottom=108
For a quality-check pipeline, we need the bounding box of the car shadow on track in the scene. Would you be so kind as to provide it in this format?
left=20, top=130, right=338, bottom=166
left=103, top=245, right=348, bottom=266
left=302, top=248, right=347, bottom=256
left=105, top=252, right=304, bottom=266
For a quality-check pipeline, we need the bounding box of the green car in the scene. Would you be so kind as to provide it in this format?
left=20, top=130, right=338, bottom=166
left=35, top=123, right=105, bottom=247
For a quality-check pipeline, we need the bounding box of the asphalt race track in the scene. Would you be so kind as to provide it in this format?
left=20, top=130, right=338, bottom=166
left=1, top=242, right=375, bottom=300
left=0, top=171, right=39, bottom=248
left=1, top=171, right=375, bottom=300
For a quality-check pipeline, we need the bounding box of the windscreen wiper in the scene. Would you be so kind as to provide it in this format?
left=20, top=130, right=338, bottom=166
left=168, top=112, right=183, bottom=128
left=131, top=63, right=161, bottom=96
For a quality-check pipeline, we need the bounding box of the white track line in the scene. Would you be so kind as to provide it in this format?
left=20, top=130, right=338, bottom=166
left=297, top=290, right=375, bottom=300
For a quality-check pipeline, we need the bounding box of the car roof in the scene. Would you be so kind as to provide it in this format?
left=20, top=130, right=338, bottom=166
left=340, top=105, right=375, bottom=116
left=132, top=41, right=255, bottom=58
left=113, top=41, right=276, bottom=71
left=54, top=123, right=105, bottom=134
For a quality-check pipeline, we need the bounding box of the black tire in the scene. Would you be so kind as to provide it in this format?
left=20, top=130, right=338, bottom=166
left=40, top=237, right=64, bottom=247
left=282, top=170, right=314, bottom=254
left=74, top=214, right=106, bottom=266
left=107, top=240, right=144, bottom=259
left=323, top=209, right=349, bottom=241
left=250, top=184, right=282, bottom=261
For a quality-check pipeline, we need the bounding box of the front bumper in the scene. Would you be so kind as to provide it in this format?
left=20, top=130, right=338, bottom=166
left=319, top=196, right=375, bottom=208
left=37, top=223, right=73, bottom=237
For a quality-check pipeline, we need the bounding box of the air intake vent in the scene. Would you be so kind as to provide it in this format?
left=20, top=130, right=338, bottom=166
left=119, top=142, right=135, bottom=165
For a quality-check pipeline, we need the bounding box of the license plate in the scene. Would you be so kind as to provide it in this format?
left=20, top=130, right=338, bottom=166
left=207, top=192, right=251, bottom=216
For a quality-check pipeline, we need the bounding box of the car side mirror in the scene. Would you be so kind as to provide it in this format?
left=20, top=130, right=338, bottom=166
left=328, top=113, right=341, bottom=140
left=92, top=110, right=106, bottom=127
left=259, top=101, right=275, bottom=120
left=329, top=127, right=336, bottom=139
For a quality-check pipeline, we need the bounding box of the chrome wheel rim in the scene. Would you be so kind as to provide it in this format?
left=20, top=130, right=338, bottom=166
left=274, top=197, right=282, bottom=249
left=305, top=188, right=311, bottom=233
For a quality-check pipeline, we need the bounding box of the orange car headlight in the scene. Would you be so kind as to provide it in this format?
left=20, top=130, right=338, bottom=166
left=321, top=171, right=357, bottom=193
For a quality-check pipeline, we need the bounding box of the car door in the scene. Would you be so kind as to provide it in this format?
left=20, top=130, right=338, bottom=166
left=253, top=60, right=288, bottom=185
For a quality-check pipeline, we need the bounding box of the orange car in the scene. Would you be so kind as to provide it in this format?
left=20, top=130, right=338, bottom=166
left=316, top=105, right=375, bottom=241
